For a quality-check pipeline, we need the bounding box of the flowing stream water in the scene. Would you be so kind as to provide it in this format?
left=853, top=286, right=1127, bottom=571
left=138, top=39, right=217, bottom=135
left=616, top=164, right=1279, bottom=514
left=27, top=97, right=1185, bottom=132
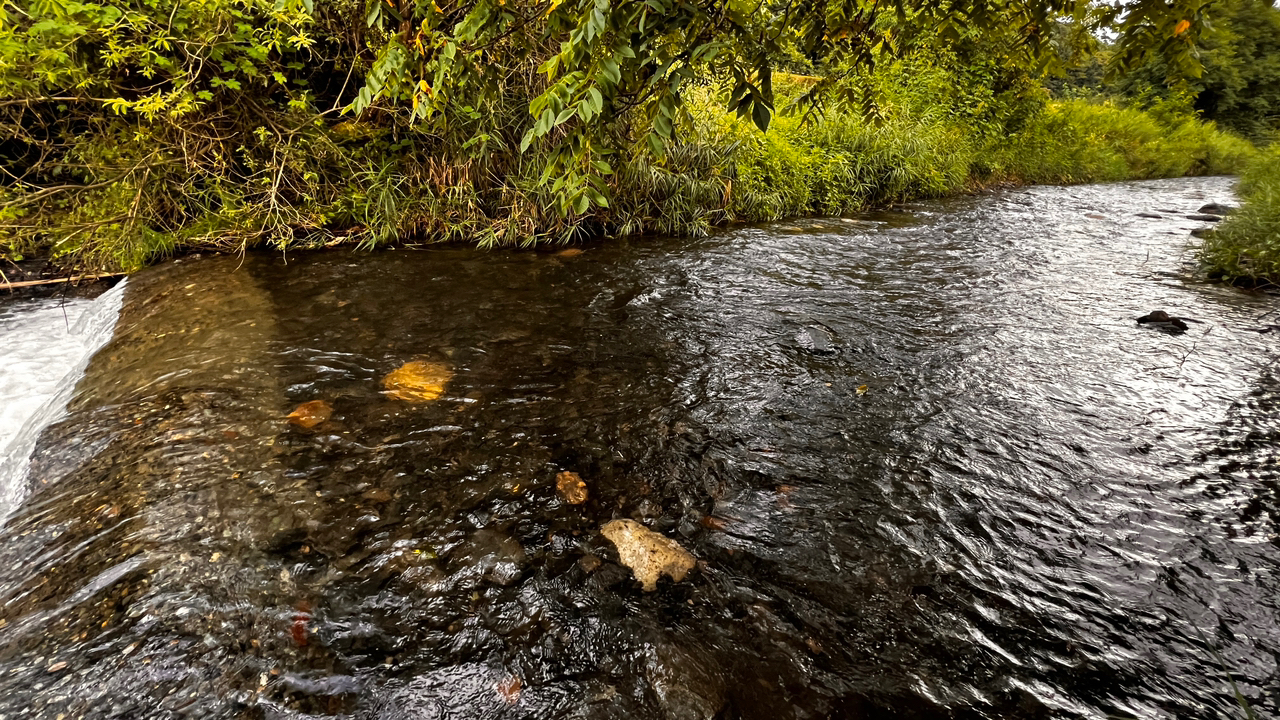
left=0, top=286, right=124, bottom=522
left=0, top=176, right=1277, bottom=720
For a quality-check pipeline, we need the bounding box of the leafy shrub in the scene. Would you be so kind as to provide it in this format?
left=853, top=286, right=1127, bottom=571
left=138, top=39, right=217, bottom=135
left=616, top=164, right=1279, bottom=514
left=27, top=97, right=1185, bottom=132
left=1199, top=145, right=1280, bottom=283
left=991, top=99, right=1254, bottom=184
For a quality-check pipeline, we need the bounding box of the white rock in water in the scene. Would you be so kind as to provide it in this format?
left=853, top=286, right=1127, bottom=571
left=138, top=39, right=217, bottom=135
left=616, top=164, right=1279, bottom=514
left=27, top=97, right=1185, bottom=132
left=601, top=519, right=695, bottom=592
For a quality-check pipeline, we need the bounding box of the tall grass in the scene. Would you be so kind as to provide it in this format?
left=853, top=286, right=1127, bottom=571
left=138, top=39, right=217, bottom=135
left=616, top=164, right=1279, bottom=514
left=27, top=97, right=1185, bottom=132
left=0, top=87, right=1257, bottom=273
left=1199, top=145, right=1280, bottom=284
left=990, top=100, right=1255, bottom=183
left=680, top=94, right=1253, bottom=229
left=701, top=107, right=976, bottom=223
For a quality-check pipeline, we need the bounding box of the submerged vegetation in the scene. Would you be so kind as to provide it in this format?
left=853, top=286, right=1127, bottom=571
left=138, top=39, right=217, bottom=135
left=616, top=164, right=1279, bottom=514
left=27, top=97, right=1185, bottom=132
left=0, top=0, right=1271, bottom=273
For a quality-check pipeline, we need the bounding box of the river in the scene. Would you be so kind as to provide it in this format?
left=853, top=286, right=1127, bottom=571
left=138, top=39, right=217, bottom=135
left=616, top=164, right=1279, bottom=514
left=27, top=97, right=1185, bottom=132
left=0, top=176, right=1276, bottom=719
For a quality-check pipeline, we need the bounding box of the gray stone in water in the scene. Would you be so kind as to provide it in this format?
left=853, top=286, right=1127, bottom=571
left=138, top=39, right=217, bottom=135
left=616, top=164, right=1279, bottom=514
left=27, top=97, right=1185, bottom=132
left=794, top=326, right=835, bottom=355
left=450, top=529, right=528, bottom=587
left=1136, top=212, right=1165, bottom=219
left=1198, top=203, right=1235, bottom=215
left=1185, top=214, right=1223, bottom=222
left=645, top=641, right=726, bottom=720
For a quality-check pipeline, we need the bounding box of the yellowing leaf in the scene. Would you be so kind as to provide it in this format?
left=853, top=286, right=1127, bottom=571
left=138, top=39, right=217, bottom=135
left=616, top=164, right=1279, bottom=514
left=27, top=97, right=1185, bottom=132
left=383, top=360, right=452, bottom=402
left=287, top=399, right=332, bottom=428
left=1174, top=19, right=1191, bottom=36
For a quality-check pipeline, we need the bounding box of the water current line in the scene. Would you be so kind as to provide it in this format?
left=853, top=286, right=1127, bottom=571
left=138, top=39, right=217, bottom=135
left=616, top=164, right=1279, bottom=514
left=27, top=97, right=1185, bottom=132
left=0, top=280, right=127, bottom=524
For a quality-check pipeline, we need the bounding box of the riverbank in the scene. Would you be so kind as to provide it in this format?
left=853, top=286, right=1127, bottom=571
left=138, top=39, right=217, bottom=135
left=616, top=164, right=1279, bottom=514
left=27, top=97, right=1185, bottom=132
left=0, top=257, right=122, bottom=299
left=1199, top=145, right=1280, bottom=285
left=1, top=91, right=1256, bottom=280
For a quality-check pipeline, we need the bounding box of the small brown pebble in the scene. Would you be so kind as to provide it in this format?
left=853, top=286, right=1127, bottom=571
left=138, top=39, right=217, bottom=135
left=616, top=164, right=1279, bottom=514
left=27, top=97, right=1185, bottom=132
left=556, top=248, right=584, bottom=258
left=556, top=471, right=588, bottom=505
left=806, top=637, right=824, bottom=654
left=286, top=400, right=332, bottom=429
left=497, top=674, right=522, bottom=704
left=700, top=516, right=727, bottom=531
left=578, top=554, right=602, bottom=573
left=47, top=662, right=67, bottom=673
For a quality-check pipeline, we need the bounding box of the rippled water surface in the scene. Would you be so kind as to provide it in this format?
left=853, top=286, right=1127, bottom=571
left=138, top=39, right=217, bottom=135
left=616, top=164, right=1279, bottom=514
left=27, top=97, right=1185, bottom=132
left=1, top=177, right=1278, bottom=719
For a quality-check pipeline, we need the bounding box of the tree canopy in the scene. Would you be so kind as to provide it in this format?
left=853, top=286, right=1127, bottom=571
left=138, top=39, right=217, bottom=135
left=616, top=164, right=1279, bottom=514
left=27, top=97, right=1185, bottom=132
left=1111, top=0, right=1280, bottom=140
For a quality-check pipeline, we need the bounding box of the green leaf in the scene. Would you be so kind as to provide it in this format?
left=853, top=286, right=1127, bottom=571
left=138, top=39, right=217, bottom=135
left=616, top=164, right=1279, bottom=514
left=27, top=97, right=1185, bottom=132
left=751, top=100, right=771, bottom=132
left=600, top=59, right=620, bottom=86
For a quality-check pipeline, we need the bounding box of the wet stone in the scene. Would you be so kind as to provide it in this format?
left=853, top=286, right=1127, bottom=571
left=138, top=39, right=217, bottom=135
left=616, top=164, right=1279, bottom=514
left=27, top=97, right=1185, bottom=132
left=286, top=400, right=332, bottom=429
left=1137, top=310, right=1189, bottom=333
left=449, top=529, right=528, bottom=588
left=556, top=471, right=588, bottom=504
left=382, top=360, right=452, bottom=402
left=794, top=326, right=835, bottom=355
left=601, top=519, right=695, bottom=592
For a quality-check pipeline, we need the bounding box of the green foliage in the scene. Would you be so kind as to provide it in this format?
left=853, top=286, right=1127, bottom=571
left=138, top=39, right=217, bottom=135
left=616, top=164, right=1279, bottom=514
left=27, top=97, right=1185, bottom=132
left=0, top=0, right=316, bottom=114
left=1111, top=0, right=1280, bottom=142
left=348, top=0, right=1221, bottom=217
left=711, top=101, right=975, bottom=222
left=1199, top=145, right=1280, bottom=284
left=0, top=0, right=1254, bottom=271
left=991, top=99, right=1255, bottom=183
left=697, top=90, right=1251, bottom=227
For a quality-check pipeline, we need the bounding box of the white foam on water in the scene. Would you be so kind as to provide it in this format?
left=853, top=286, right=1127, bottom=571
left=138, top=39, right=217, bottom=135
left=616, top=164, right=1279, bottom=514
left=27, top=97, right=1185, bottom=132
left=0, top=280, right=126, bottom=523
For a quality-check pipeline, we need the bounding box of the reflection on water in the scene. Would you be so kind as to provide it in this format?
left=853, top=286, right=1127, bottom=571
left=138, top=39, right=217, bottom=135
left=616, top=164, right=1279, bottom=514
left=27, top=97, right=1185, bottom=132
left=1, top=177, right=1278, bottom=719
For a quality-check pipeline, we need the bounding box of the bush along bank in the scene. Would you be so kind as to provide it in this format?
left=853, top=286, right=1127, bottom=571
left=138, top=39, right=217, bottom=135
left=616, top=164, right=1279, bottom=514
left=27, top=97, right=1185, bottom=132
left=698, top=96, right=1255, bottom=226
left=1198, top=145, right=1280, bottom=285
left=3, top=91, right=1255, bottom=276
left=0, top=0, right=1257, bottom=275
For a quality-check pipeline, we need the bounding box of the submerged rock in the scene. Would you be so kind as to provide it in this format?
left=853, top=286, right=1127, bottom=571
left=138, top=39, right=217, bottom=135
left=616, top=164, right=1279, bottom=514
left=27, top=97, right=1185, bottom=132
left=450, top=529, right=528, bottom=587
left=1137, top=310, right=1189, bottom=333
left=556, top=471, right=588, bottom=504
left=601, top=519, right=695, bottom=592
left=286, top=400, right=332, bottom=429
left=645, top=641, right=726, bottom=719
left=383, top=360, right=452, bottom=402
left=1198, top=203, right=1235, bottom=215
left=1185, top=213, right=1223, bottom=222
left=794, top=326, right=835, bottom=355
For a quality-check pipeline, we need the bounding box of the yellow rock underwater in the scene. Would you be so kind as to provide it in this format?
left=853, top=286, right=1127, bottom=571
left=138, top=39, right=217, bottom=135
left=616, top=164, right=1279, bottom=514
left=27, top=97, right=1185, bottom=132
left=383, top=360, right=452, bottom=402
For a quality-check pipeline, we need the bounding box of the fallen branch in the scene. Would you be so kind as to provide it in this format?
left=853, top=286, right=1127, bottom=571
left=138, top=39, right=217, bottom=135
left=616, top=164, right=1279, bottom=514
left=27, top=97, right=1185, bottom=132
left=0, top=273, right=126, bottom=291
